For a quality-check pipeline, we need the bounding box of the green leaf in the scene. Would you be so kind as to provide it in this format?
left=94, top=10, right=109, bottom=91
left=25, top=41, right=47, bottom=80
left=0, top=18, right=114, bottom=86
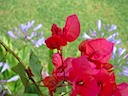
left=23, top=93, right=39, bottom=96
left=25, top=84, right=39, bottom=95
left=0, top=45, right=5, bottom=61
left=56, top=86, right=66, bottom=94
left=48, top=50, right=54, bottom=74
left=12, top=63, right=28, bottom=86
left=29, top=50, right=43, bottom=78
left=56, top=81, right=66, bottom=94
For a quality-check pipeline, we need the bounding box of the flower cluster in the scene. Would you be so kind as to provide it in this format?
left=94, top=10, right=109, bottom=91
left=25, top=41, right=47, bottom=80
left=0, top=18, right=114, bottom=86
left=8, top=20, right=45, bottom=47
left=42, top=14, right=128, bottom=96
left=45, top=14, right=80, bottom=50
left=0, top=62, right=19, bottom=95
left=82, top=20, right=128, bottom=77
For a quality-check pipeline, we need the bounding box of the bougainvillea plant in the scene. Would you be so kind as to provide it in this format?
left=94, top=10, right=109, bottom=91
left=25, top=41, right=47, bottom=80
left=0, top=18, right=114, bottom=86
left=44, top=14, right=128, bottom=96
left=0, top=14, right=128, bottom=96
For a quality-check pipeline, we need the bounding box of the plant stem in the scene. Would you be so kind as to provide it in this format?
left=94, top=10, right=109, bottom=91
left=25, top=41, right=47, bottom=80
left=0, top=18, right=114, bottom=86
left=0, top=39, right=45, bottom=96
left=0, top=39, right=26, bottom=68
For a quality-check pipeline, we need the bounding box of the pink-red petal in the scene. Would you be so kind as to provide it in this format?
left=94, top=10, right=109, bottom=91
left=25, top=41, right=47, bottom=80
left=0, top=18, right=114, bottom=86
left=64, top=14, right=80, bottom=42
left=45, top=35, right=67, bottom=50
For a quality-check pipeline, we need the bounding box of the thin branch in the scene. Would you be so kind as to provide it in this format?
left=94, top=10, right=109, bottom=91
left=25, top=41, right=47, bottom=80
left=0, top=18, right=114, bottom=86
left=24, top=79, right=29, bottom=93
left=0, top=39, right=44, bottom=96
left=0, top=39, right=26, bottom=68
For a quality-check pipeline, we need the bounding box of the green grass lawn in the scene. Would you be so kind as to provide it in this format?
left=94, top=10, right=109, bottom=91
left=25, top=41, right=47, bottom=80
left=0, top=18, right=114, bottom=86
left=1, top=0, right=128, bottom=59
left=0, top=0, right=128, bottom=95
left=0, top=0, right=128, bottom=42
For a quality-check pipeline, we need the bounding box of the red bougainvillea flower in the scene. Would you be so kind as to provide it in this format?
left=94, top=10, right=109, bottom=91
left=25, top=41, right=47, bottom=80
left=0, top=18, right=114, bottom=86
left=45, top=34, right=67, bottom=50
left=69, top=56, right=99, bottom=96
left=93, top=68, right=112, bottom=84
left=52, top=53, right=65, bottom=81
left=99, top=82, right=128, bottom=96
left=71, top=75, right=99, bottom=96
left=63, top=57, right=74, bottom=80
left=102, top=63, right=113, bottom=71
left=79, top=38, right=114, bottom=63
left=69, top=56, right=92, bottom=81
left=45, top=14, right=80, bottom=50
left=52, top=52, right=64, bottom=70
left=42, top=76, right=58, bottom=96
left=52, top=53, right=74, bottom=81
left=98, top=72, right=117, bottom=96
left=116, top=83, right=128, bottom=96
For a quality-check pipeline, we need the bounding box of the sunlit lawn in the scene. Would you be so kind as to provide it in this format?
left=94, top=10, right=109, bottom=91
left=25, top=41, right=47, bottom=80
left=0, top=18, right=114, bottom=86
left=0, top=0, right=128, bottom=95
